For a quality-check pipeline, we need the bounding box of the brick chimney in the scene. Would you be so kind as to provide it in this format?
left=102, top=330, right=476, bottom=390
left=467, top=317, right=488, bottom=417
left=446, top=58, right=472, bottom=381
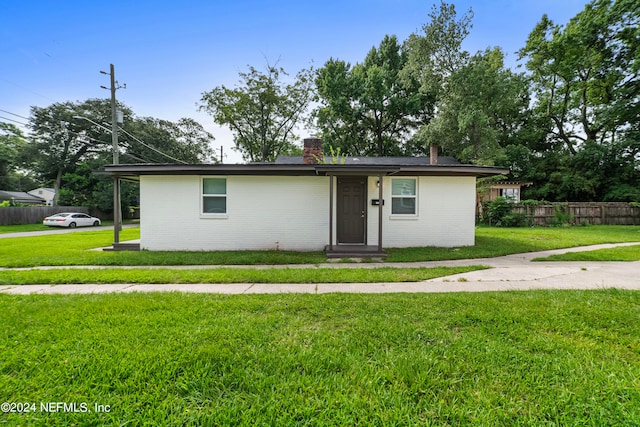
left=430, top=143, right=439, bottom=165
left=303, top=137, right=323, bottom=164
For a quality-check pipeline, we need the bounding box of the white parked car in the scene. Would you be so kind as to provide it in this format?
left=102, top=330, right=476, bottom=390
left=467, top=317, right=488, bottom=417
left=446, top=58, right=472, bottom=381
left=43, top=212, right=101, bottom=228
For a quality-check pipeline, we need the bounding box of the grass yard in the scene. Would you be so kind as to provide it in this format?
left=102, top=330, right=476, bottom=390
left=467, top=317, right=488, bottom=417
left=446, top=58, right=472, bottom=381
left=0, top=221, right=124, bottom=234
left=0, top=228, right=328, bottom=268
left=388, top=225, right=640, bottom=262
left=0, top=224, right=52, bottom=233
left=1, top=225, right=639, bottom=268
left=1, top=290, right=639, bottom=425
left=0, top=266, right=487, bottom=285
left=535, top=244, right=640, bottom=262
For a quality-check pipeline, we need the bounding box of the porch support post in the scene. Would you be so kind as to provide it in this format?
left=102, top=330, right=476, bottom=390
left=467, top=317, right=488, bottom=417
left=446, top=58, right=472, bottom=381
left=113, top=177, right=121, bottom=245
left=329, top=174, right=334, bottom=251
left=378, top=173, right=383, bottom=252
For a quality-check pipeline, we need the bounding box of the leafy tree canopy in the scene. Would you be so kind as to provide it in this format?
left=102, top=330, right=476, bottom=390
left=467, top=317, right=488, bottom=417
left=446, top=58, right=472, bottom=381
left=315, top=35, right=432, bottom=156
left=519, top=0, right=639, bottom=153
left=517, top=0, right=640, bottom=201
left=199, top=64, right=314, bottom=162
left=25, top=98, right=215, bottom=207
left=404, top=1, right=474, bottom=95
left=412, top=47, right=531, bottom=164
left=0, top=122, right=34, bottom=190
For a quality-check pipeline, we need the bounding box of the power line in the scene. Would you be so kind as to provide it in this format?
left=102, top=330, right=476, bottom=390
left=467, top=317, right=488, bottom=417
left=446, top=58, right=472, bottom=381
left=73, top=113, right=186, bottom=164
left=0, top=115, right=28, bottom=126
left=2, top=71, right=202, bottom=166
left=119, top=127, right=188, bottom=164
left=0, top=77, right=58, bottom=104
left=2, top=72, right=192, bottom=167
left=0, top=108, right=30, bottom=120
left=26, top=118, right=113, bottom=148
left=2, top=99, right=189, bottom=165
left=121, top=152, right=152, bottom=163
left=118, top=140, right=153, bottom=162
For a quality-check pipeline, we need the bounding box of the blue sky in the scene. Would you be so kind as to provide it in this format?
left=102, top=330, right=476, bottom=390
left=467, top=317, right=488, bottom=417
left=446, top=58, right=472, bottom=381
left=2, top=0, right=589, bottom=163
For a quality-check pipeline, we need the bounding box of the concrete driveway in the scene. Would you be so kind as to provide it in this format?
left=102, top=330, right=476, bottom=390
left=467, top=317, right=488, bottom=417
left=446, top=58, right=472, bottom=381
left=0, top=242, right=638, bottom=295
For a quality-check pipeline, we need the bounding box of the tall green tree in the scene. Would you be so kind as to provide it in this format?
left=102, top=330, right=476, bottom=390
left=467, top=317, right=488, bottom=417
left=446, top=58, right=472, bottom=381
left=519, top=0, right=638, bottom=153
left=123, top=117, right=215, bottom=164
left=314, top=59, right=366, bottom=155
left=0, top=122, right=36, bottom=190
left=518, top=0, right=639, bottom=200
left=56, top=157, right=139, bottom=216
left=404, top=1, right=474, bottom=98
left=415, top=48, right=531, bottom=164
left=404, top=1, right=533, bottom=164
left=27, top=98, right=215, bottom=207
left=403, top=1, right=476, bottom=157
left=199, top=64, right=314, bottom=162
left=315, top=35, right=430, bottom=156
left=27, top=99, right=120, bottom=203
left=607, top=123, right=640, bottom=200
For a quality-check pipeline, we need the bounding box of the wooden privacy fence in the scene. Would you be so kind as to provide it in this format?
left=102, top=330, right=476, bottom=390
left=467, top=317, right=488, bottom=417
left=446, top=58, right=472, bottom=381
left=0, top=206, right=89, bottom=225
left=511, top=202, right=640, bottom=226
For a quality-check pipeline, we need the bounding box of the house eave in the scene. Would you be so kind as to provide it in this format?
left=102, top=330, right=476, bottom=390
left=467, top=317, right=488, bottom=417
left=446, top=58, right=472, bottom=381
left=99, top=163, right=509, bottom=179
left=99, top=163, right=318, bottom=180
left=315, top=164, right=508, bottom=177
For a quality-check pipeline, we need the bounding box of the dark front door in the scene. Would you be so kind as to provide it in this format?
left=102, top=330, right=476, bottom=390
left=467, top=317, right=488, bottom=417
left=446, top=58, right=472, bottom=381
left=337, top=177, right=366, bottom=244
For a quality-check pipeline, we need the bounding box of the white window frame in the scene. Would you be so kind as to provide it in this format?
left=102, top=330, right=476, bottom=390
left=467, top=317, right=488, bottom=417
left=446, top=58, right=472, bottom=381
left=391, top=177, right=418, bottom=217
left=201, top=177, right=228, bottom=217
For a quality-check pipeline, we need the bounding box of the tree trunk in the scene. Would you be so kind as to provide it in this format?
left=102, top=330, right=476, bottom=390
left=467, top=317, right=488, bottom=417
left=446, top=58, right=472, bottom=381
left=53, top=168, right=63, bottom=206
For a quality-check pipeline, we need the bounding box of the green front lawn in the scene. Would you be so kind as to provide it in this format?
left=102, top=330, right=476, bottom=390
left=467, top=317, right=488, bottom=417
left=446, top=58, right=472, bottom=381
left=388, top=225, right=640, bottom=262
left=535, top=244, right=640, bottom=262
left=0, top=265, right=487, bottom=285
left=0, top=228, right=330, bottom=268
left=0, top=220, right=132, bottom=234
left=2, top=290, right=639, bottom=425
left=1, top=225, right=639, bottom=268
left=0, top=224, right=52, bottom=233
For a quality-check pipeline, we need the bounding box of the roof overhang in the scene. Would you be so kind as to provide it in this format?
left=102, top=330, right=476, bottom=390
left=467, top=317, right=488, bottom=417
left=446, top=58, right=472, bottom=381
left=99, top=163, right=509, bottom=180
left=491, top=180, right=534, bottom=186
left=315, top=164, right=508, bottom=177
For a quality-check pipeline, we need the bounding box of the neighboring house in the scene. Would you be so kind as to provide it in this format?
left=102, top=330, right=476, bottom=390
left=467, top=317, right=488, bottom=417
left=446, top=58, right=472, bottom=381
left=102, top=139, right=507, bottom=256
left=483, top=181, right=533, bottom=203
left=28, top=187, right=56, bottom=206
left=0, top=190, right=46, bottom=205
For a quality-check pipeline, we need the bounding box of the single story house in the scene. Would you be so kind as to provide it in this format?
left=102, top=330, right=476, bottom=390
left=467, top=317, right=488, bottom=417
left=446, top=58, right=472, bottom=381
left=102, top=139, right=507, bottom=256
left=0, top=190, right=46, bottom=205
left=27, top=187, right=56, bottom=206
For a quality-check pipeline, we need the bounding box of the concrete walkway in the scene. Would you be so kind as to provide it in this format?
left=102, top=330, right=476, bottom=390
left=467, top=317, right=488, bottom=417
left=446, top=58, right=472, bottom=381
left=0, top=242, right=638, bottom=295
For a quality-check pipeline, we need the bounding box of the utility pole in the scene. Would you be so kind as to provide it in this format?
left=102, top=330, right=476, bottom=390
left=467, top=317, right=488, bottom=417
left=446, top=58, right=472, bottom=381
left=100, top=64, right=124, bottom=246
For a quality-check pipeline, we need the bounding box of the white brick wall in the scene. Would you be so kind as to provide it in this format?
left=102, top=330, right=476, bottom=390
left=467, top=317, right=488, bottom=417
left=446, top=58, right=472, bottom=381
left=367, top=176, right=476, bottom=248
left=139, top=174, right=476, bottom=251
left=140, top=175, right=330, bottom=251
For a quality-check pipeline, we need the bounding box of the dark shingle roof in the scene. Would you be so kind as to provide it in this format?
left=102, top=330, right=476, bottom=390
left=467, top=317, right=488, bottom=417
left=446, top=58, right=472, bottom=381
left=101, top=157, right=508, bottom=179
left=0, top=191, right=46, bottom=204
left=274, top=156, right=461, bottom=166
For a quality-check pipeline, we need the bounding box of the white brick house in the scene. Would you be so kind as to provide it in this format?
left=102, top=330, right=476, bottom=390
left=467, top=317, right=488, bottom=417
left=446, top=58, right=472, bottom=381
left=102, top=139, right=507, bottom=256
